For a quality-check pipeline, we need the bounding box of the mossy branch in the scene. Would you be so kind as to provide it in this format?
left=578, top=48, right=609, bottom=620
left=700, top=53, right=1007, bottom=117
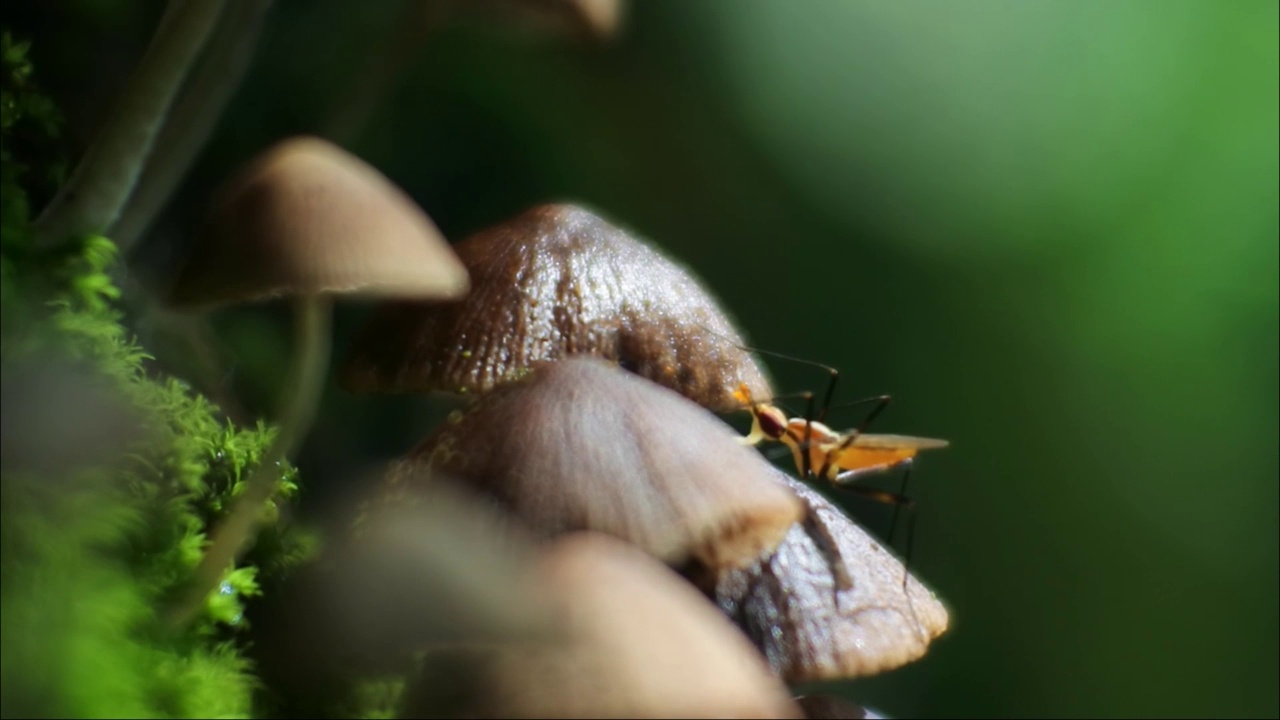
left=31, top=0, right=229, bottom=249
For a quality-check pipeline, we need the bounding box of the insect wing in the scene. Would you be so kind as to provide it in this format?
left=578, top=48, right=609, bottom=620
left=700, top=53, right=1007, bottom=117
left=848, top=433, right=950, bottom=451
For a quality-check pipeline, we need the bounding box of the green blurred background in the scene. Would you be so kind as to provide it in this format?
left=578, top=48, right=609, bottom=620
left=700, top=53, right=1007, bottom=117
left=5, top=1, right=1276, bottom=717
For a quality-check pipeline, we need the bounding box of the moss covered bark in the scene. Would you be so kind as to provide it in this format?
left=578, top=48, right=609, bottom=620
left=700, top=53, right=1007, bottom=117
left=0, top=31, right=315, bottom=719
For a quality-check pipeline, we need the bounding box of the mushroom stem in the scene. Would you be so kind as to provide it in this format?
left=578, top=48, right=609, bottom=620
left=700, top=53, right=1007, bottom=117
left=166, top=295, right=332, bottom=631
left=110, top=0, right=275, bottom=252
left=32, top=0, right=230, bottom=248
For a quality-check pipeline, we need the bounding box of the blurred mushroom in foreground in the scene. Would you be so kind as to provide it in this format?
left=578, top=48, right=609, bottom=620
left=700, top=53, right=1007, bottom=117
left=385, top=356, right=802, bottom=571
left=0, top=353, right=149, bottom=478
left=341, top=202, right=772, bottom=412
left=402, top=531, right=802, bottom=719
left=164, top=135, right=470, bottom=629
left=700, top=468, right=950, bottom=682
left=327, top=479, right=551, bottom=658
left=250, top=478, right=550, bottom=716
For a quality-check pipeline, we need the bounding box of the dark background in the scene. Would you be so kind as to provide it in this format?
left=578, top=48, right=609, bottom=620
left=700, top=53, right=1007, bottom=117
left=5, top=1, right=1277, bottom=717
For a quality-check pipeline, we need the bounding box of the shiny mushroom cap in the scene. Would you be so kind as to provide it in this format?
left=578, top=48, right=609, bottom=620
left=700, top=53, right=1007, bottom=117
left=168, top=136, right=469, bottom=309
left=341, top=203, right=771, bottom=412
left=384, top=356, right=802, bottom=571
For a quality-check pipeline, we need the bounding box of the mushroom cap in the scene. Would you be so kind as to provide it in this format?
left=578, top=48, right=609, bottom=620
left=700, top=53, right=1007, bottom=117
left=0, top=353, right=150, bottom=477
left=248, top=476, right=553, bottom=713
left=252, top=477, right=551, bottom=691
left=328, top=480, right=551, bottom=654
left=340, top=203, right=772, bottom=412
left=404, top=531, right=803, bottom=719
left=710, top=468, right=950, bottom=682
left=168, top=136, right=469, bottom=309
left=385, top=356, right=803, bottom=571
left=464, top=0, right=625, bottom=40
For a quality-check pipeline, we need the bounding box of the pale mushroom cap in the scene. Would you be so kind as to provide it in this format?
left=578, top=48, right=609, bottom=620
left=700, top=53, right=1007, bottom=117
left=410, top=532, right=802, bottom=719
left=463, top=0, right=625, bottom=40
left=385, top=356, right=802, bottom=570
left=564, top=0, right=624, bottom=37
left=341, top=203, right=771, bottom=412
left=331, top=480, right=551, bottom=651
left=712, top=468, right=950, bottom=682
left=168, top=136, right=469, bottom=309
left=0, top=354, right=150, bottom=477
left=258, top=478, right=552, bottom=686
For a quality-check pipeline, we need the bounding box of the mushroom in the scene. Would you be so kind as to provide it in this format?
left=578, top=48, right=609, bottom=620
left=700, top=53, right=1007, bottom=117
left=700, top=467, right=950, bottom=682
left=385, top=356, right=802, bottom=571
left=0, top=353, right=149, bottom=478
left=402, top=531, right=803, bottom=719
left=250, top=477, right=552, bottom=715
left=164, top=135, right=469, bottom=628
left=462, top=0, right=626, bottom=41
left=326, top=478, right=551, bottom=660
left=341, top=203, right=772, bottom=413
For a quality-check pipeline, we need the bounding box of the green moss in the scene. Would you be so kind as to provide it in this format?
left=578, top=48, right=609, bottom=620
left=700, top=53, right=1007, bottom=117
left=0, top=31, right=316, bottom=719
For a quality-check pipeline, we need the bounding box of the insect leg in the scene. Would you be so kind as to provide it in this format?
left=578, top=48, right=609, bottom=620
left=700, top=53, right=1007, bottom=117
left=833, top=460, right=917, bottom=591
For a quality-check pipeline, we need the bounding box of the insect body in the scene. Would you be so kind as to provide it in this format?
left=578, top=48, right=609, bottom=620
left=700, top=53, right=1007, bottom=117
left=729, top=349, right=950, bottom=591
left=734, top=383, right=949, bottom=485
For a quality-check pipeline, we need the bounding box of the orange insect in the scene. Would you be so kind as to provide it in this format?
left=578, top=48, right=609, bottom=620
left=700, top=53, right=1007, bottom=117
left=734, top=376, right=948, bottom=590
left=734, top=383, right=949, bottom=485
left=725, top=344, right=950, bottom=591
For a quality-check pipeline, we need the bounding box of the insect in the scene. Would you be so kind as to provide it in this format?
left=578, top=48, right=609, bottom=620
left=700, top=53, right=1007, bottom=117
left=733, top=382, right=950, bottom=486
left=730, top=350, right=949, bottom=586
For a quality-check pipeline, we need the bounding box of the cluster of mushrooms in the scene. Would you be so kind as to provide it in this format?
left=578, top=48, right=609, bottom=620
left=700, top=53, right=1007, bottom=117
left=167, top=136, right=949, bottom=719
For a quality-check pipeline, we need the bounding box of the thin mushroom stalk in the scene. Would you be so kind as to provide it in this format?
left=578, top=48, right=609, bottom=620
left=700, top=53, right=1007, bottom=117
left=162, top=136, right=469, bottom=627
left=167, top=295, right=331, bottom=630
left=32, top=0, right=229, bottom=248
left=110, top=0, right=275, bottom=252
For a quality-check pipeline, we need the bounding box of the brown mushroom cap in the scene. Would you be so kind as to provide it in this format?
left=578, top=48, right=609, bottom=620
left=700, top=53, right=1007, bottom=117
left=707, top=467, right=950, bottom=682
left=404, top=531, right=803, bottom=719
left=168, top=135, right=469, bottom=309
left=340, top=203, right=771, bottom=412
left=384, top=356, right=802, bottom=571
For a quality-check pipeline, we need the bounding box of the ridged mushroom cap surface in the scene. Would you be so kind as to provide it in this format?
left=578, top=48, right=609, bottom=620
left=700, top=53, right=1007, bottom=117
left=384, top=357, right=802, bottom=571
left=341, top=203, right=771, bottom=412
left=404, top=532, right=802, bottom=719
left=168, top=136, right=469, bottom=309
left=711, top=468, right=950, bottom=682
